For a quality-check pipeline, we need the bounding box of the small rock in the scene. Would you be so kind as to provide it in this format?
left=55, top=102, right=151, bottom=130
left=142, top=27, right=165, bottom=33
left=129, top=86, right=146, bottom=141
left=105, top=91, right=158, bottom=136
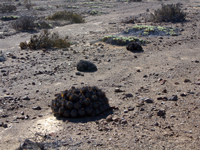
left=106, top=115, right=113, bottom=122
left=125, top=93, right=133, bottom=97
left=121, top=120, right=127, bottom=124
left=194, top=81, right=200, bottom=85
left=124, top=110, right=128, bottom=113
left=184, top=79, right=191, bottom=83
left=162, top=89, right=167, bottom=93
left=143, top=75, right=148, bottom=78
left=126, top=42, right=143, bottom=52
left=22, top=96, right=30, bottom=100
left=77, top=60, right=97, bottom=72
left=180, top=93, right=187, bottom=97
left=21, top=111, right=24, bottom=115
left=168, top=95, right=178, bottom=101
left=157, top=110, right=165, bottom=116
left=32, top=106, right=41, bottom=110
left=75, top=72, right=84, bottom=76
left=157, top=97, right=168, bottom=101
left=112, top=115, right=120, bottom=122
left=114, top=88, right=124, bottom=92
left=127, top=106, right=134, bottom=111
left=144, top=98, right=154, bottom=103
left=174, top=82, right=180, bottom=85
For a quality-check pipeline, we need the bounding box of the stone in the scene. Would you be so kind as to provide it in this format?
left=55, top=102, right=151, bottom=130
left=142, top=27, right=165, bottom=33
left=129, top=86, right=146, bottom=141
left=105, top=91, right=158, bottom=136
left=194, top=81, right=200, bottom=85
left=126, top=42, right=143, bottom=52
left=112, top=115, right=120, bottom=122
left=157, top=110, right=165, bottom=116
left=114, top=88, right=124, bottom=92
left=106, top=115, right=113, bottom=122
left=77, top=60, right=97, bottom=72
left=32, top=106, right=42, bottom=110
left=22, top=96, right=30, bottom=100
left=168, top=95, right=178, bottom=101
left=184, top=79, right=191, bottom=83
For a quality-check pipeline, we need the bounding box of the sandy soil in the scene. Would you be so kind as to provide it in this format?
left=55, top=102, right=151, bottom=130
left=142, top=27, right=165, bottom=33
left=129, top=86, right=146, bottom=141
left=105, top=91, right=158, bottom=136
left=0, top=0, right=200, bottom=149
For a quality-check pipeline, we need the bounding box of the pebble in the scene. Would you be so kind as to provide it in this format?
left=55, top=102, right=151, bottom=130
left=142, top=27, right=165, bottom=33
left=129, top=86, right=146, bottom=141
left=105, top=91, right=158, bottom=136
left=157, top=110, right=165, bottom=116
left=75, top=72, right=84, bottom=76
left=168, top=95, right=178, bottom=101
left=32, top=106, right=41, bottom=110
left=127, top=106, right=134, bottom=111
left=121, top=120, right=127, bottom=124
left=22, top=96, right=30, bottom=100
left=194, top=81, right=200, bottom=85
left=106, top=115, right=113, bottom=122
left=144, top=98, right=154, bottom=103
left=112, top=115, right=120, bottom=122
left=184, top=79, right=191, bottom=83
left=124, top=110, right=128, bottom=113
left=180, top=93, right=187, bottom=97
left=114, top=88, right=124, bottom=92
left=157, top=97, right=168, bottom=101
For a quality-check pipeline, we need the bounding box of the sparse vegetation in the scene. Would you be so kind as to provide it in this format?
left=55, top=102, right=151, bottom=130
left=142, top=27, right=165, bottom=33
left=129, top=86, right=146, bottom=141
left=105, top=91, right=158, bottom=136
left=19, top=30, right=70, bottom=50
left=150, top=3, right=186, bottom=22
left=33, top=6, right=46, bottom=11
left=35, top=21, right=52, bottom=29
left=89, top=10, right=100, bottom=15
left=12, top=16, right=36, bottom=31
left=46, top=11, right=85, bottom=23
left=1, top=15, right=20, bottom=21
left=0, top=4, right=17, bottom=13
left=124, top=25, right=181, bottom=36
left=102, top=35, right=149, bottom=45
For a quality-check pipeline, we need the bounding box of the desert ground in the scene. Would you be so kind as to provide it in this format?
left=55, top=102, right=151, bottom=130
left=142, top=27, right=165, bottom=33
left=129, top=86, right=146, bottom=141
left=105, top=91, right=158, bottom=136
left=0, top=0, right=200, bottom=149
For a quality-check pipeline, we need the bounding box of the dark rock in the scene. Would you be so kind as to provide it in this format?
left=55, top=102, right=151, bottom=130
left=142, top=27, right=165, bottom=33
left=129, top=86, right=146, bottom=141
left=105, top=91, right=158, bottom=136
left=77, top=60, right=97, bottom=72
left=127, top=106, right=134, bottom=111
left=184, top=79, right=191, bottom=83
left=0, top=53, right=6, bottom=62
left=32, top=106, right=41, bottom=110
left=157, top=110, right=165, bottom=116
left=106, top=115, right=113, bottom=122
left=168, top=95, right=178, bottom=101
left=157, top=97, right=168, bottom=101
left=121, top=120, right=127, bottom=124
left=114, top=88, right=124, bottom=92
left=180, top=93, right=187, bottom=97
left=144, top=98, right=154, bottom=103
left=125, top=93, right=133, bottom=97
left=194, top=81, right=200, bottom=85
left=22, top=96, right=30, bottom=100
left=75, top=72, right=84, bottom=76
left=126, top=42, right=143, bottom=52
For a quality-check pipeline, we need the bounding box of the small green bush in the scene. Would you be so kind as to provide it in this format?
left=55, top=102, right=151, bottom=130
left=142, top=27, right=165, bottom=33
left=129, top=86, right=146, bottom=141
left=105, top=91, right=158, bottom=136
left=0, top=4, right=17, bottom=13
left=102, top=35, right=149, bottom=45
left=12, top=16, right=36, bottom=31
left=19, top=30, right=70, bottom=50
left=150, top=3, right=186, bottom=22
left=1, top=15, right=20, bottom=21
left=47, top=11, right=85, bottom=23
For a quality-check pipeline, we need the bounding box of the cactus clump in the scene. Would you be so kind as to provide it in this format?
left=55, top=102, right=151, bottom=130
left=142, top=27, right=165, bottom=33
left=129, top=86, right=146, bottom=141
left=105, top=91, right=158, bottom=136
left=51, top=86, right=110, bottom=118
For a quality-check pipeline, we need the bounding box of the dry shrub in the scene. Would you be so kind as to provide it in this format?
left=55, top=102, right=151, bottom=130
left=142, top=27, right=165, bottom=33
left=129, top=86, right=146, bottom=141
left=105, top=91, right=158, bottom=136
left=0, top=4, right=17, bottom=13
left=47, top=11, right=85, bottom=23
left=150, top=3, right=186, bottom=22
left=12, top=16, right=36, bottom=31
left=19, top=30, right=70, bottom=50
